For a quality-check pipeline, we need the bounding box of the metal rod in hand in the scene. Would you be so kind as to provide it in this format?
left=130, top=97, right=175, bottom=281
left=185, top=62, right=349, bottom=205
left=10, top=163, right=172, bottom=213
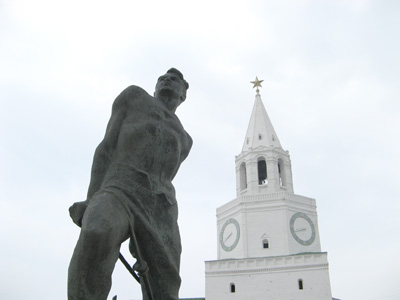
left=118, top=253, right=140, bottom=283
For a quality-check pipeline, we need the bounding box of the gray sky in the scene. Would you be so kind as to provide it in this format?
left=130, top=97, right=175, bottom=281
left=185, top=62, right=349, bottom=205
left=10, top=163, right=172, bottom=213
left=1, top=0, right=399, bottom=299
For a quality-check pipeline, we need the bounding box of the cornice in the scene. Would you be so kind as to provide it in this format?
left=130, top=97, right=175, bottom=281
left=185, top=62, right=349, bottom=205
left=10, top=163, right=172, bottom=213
left=205, top=263, right=329, bottom=276
left=216, top=192, right=317, bottom=219
left=205, top=252, right=329, bottom=276
left=235, top=146, right=290, bottom=162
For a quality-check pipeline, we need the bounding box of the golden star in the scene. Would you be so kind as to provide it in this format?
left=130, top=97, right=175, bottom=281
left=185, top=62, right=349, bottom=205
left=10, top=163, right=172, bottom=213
left=250, top=76, right=264, bottom=89
left=250, top=77, right=264, bottom=94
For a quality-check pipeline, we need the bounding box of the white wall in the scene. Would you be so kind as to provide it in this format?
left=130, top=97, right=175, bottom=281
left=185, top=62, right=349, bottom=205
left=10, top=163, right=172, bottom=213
left=206, top=253, right=332, bottom=300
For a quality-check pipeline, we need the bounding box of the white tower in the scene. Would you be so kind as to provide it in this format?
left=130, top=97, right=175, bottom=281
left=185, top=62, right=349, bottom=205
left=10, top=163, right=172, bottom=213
left=205, top=78, right=333, bottom=300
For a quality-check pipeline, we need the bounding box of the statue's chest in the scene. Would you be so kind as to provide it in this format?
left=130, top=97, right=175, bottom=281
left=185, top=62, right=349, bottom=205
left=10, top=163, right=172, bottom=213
left=124, top=106, right=185, bottom=144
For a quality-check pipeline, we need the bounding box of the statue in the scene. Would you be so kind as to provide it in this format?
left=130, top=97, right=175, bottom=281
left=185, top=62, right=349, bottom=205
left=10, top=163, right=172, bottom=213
left=68, top=68, right=192, bottom=300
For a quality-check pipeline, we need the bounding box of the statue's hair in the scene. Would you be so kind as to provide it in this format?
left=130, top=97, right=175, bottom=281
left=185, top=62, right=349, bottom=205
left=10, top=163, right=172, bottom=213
left=167, top=68, right=189, bottom=90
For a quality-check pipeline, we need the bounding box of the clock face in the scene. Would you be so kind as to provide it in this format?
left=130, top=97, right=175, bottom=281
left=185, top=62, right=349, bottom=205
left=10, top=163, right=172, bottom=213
left=290, top=212, right=316, bottom=246
left=220, top=218, right=240, bottom=252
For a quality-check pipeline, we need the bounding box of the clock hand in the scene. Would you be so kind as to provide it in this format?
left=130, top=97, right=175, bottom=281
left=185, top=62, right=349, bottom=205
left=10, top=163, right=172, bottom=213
left=224, top=233, right=232, bottom=243
left=295, top=228, right=306, bottom=232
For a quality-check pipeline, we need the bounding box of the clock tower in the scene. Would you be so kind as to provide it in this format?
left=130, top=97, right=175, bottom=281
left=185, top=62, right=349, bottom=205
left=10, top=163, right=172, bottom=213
left=205, top=78, right=333, bottom=300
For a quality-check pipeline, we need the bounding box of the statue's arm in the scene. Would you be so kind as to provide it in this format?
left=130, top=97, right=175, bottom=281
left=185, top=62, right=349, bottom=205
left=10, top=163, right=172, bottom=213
left=69, top=86, right=139, bottom=226
left=86, top=91, right=129, bottom=200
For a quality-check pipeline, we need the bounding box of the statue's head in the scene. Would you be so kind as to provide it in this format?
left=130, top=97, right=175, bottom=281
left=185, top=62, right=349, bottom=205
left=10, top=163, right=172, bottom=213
left=155, top=68, right=189, bottom=111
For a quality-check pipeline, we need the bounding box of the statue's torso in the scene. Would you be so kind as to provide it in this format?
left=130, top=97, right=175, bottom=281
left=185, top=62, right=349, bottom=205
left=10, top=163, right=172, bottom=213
left=111, top=86, right=192, bottom=187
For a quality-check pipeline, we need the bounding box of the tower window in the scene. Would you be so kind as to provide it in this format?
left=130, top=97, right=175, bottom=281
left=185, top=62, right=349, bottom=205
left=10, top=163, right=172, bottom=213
left=278, top=159, right=286, bottom=187
left=298, top=279, right=304, bottom=290
left=262, top=239, right=269, bottom=249
left=239, top=162, right=247, bottom=191
left=258, top=134, right=262, bottom=140
left=272, top=135, right=275, bottom=141
left=258, top=159, right=267, bottom=185
left=230, top=283, right=236, bottom=293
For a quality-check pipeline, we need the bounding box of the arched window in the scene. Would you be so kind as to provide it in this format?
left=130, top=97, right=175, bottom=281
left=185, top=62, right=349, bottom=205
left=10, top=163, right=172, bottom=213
left=258, top=158, right=267, bottom=185
left=298, top=279, right=304, bottom=290
left=278, top=158, right=286, bottom=187
left=262, top=239, right=269, bottom=249
left=230, top=283, right=236, bottom=293
left=239, top=162, right=247, bottom=191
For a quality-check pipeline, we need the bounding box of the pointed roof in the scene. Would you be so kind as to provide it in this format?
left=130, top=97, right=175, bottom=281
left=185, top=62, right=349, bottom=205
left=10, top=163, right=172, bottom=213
left=242, top=93, right=282, bottom=151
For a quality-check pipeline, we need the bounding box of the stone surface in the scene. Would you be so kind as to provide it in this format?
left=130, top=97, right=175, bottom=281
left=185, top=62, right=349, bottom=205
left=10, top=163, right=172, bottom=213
left=68, top=68, right=192, bottom=300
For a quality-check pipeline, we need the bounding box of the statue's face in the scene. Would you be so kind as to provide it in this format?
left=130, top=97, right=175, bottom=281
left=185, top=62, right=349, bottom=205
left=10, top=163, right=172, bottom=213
left=155, top=73, right=186, bottom=110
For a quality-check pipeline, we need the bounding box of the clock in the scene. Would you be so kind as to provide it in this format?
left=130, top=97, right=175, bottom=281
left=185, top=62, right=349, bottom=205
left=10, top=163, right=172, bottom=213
left=290, top=212, right=316, bottom=246
left=220, top=218, right=240, bottom=252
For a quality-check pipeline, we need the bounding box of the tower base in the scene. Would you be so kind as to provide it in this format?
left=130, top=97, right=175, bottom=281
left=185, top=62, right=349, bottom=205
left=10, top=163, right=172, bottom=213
left=205, top=252, right=332, bottom=300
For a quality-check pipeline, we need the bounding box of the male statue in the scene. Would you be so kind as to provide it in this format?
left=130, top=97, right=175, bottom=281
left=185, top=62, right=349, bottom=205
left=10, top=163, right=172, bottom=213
left=68, top=68, right=192, bottom=300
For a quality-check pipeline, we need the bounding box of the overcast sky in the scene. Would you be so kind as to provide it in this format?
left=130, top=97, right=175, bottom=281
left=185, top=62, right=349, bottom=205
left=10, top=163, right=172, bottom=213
left=1, top=0, right=399, bottom=299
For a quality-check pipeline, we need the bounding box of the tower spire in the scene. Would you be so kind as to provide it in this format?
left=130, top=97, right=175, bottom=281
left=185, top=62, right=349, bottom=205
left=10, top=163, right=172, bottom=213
left=242, top=78, right=282, bottom=152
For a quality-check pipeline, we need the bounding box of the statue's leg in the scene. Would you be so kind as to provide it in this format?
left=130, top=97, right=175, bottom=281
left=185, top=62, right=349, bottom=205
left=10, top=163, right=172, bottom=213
left=134, top=201, right=182, bottom=300
left=68, top=192, right=130, bottom=300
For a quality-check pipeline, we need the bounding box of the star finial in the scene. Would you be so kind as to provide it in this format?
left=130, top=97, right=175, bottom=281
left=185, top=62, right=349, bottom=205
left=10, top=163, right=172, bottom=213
left=250, top=76, right=264, bottom=94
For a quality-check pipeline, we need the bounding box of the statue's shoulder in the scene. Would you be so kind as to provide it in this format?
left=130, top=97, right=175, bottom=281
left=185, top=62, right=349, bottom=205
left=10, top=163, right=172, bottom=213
left=117, top=85, right=150, bottom=100
left=113, top=85, right=151, bottom=109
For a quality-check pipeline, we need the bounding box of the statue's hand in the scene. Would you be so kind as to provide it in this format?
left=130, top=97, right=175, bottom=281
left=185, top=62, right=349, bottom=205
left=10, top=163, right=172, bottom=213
left=69, top=200, right=88, bottom=227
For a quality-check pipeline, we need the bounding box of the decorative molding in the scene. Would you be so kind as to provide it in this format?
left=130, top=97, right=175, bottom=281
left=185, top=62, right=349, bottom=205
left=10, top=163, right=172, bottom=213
left=205, top=263, right=329, bottom=276
left=206, top=253, right=329, bottom=276
left=216, top=192, right=317, bottom=219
